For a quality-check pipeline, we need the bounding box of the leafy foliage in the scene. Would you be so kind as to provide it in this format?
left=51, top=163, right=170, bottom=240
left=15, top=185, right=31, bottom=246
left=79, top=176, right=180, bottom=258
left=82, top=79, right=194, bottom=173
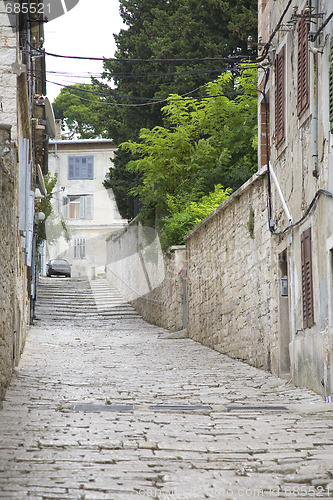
left=160, top=185, right=232, bottom=249
left=35, top=174, right=70, bottom=246
left=52, top=84, right=106, bottom=139
left=52, top=1, right=258, bottom=218
left=121, top=68, right=258, bottom=232
left=99, top=0, right=257, bottom=218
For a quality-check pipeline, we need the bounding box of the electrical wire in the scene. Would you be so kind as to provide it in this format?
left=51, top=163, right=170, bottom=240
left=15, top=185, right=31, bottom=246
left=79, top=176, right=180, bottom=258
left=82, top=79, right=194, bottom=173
left=28, top=42, right=244, bottom=64
left=272, top=189, right=333, bottom=236
left=47, top=67, right=228, bottom=80
left=257, top=0, right=293, bottom=62
left=44, top=77, right=255, bottom=107
left=310, top=11, right=333, bottom=42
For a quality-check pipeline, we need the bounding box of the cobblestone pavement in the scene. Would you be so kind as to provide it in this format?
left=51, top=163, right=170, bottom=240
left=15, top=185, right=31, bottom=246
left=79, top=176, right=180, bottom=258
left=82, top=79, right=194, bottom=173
left=0, top=279, right=333, bottom=500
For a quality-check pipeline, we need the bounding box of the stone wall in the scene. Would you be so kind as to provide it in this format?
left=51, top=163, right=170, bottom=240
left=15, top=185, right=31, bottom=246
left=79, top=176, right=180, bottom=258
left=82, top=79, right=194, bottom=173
left=0, top=125, right=27, bottom=401
left=106, top=222, right=187, bottom=332
left=185, top=169, right=278, bottom=371
left=131, top=247, right=187, bottom=331
left=0, top=5, right=18, bottom=141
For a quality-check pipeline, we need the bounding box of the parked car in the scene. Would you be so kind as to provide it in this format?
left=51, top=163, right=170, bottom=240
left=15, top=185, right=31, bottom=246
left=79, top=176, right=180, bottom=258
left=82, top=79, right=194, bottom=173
left=46, top=259, right=71, bottom=278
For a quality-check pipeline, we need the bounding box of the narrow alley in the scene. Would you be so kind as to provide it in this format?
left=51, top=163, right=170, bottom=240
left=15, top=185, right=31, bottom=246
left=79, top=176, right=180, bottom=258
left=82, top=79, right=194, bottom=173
left=0, top=278, right=332, bottom=500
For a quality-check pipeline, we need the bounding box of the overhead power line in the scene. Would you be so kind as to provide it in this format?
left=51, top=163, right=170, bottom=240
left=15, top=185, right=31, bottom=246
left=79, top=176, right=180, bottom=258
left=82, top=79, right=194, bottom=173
left=47, top=67, right=229, bottom=80
left=43, top=51, right=244, bottom=64
left=28, top=43, right=244, bottom=64
left=44, top=76, right=256, bottom=108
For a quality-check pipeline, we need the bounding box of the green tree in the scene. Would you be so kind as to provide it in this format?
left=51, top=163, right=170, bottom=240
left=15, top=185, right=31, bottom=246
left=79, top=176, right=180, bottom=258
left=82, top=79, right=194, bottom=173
left=101, top=0, right=257, bottom=218
left=160, top=184, right=232, bottom=249
left=121, top=68, right=258, bottom=228
left=51, top=0, right=258, bottom=218
left=52, top=84, right=106, bottom=139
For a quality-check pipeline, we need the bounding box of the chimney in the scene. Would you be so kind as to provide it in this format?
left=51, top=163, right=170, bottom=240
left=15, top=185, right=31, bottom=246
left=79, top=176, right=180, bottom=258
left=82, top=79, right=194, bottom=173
left=55, top=119, right=62, bottom=140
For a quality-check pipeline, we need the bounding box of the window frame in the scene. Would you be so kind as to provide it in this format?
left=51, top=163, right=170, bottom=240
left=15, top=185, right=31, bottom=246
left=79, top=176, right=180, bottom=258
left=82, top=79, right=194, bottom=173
left=68, top=156, right=94, bottom=180
left=63, top=194, right=94, bottom=220
left=73, top=238, right=86, bottom=259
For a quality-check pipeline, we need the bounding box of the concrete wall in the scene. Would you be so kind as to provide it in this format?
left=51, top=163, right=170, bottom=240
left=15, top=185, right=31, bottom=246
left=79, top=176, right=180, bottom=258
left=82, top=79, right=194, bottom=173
left=106, top=222, right=187, bottom=332
left=0, top=125, right=28, bottom=401
left=185, top=170, right=278, bottom=372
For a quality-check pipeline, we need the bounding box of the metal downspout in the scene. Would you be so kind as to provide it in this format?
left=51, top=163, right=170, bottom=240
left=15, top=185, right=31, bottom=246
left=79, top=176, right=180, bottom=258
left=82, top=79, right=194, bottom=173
left=310, top=0, right=319, bottom=179
left=55, top=142, right=60, bottom=258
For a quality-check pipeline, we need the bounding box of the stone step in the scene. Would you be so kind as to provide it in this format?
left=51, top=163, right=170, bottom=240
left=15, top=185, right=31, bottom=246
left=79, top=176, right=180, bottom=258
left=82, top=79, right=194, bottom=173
left=35, top=278, right=141, bottom=322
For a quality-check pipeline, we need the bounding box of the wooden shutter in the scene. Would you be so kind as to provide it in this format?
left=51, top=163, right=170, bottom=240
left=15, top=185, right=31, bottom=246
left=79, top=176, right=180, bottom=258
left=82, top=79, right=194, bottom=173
left=62, top=196, right=69, bottom=218
left=87, top=156, right=94, bottom=179
left=68, top=157, right=74, bottom=179
left=297, top=6, right=309, bottom=115
left=275, top=46, right=285, bottom=145
left=68, top=156, right=93, bottom=179
left=85, top=195, right=94, bottom=219
left=81, top=157, right=87, bottom=178
left=18, top=138, right=30, bottom=256
left=301, top=228, right=314, bottom=328
left=74, top=157, right=81, bottom=178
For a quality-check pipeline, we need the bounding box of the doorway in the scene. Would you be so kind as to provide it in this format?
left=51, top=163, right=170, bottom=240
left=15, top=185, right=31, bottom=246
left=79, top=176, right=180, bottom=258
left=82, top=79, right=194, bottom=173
left=278, top=250, right=290, bottom=375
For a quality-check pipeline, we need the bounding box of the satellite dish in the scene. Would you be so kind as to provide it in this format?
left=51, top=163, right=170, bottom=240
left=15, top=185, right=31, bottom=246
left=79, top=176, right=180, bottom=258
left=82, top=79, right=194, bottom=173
left=4, top=0, right=81, bottom=22
left=42, top=0, right=81, bottom=21
left=44, top=97, right=56, bottom=139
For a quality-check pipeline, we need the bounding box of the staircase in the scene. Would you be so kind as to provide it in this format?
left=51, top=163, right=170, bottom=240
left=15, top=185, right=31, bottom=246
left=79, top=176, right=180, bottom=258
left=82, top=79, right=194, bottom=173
left=35, top=277, right=141, bottom=322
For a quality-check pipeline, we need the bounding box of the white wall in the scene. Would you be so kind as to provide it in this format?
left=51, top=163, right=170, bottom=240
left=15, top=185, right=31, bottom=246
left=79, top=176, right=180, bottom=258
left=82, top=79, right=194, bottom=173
left=46, top=140, right=127, bottom=278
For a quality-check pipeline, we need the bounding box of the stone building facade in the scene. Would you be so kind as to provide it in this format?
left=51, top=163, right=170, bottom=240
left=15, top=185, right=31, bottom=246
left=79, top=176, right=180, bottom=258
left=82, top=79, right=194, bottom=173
left=256, top=0, right=333, bottom=396
left=0, top=2, right=54, bottom=399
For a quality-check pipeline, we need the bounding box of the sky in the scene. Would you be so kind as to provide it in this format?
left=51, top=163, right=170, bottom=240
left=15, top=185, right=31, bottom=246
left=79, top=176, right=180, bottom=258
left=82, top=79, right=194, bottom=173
left=44, top=0, right=125, bottom=103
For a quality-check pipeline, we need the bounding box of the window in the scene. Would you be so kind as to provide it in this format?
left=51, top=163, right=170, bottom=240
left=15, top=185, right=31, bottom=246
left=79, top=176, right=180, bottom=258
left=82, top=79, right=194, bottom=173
left=297, top=6, right=309, bottom=115
left=68, top=156, right=94, bottom=180
left=275, top=46, right=285, bottom=145
left=63, top=195, right=94, bottom=220
left=74, top=238, right=86, bottom=259
left=301, top=227, right=314, bottom=328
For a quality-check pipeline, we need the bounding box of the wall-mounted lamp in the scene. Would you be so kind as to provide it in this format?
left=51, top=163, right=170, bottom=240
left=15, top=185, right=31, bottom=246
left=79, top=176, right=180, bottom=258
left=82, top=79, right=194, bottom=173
left=37, top=212, right=45, bottom=222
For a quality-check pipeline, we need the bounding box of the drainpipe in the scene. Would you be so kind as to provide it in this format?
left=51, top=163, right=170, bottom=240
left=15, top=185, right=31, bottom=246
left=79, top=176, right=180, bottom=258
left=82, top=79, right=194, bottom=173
left=310, top=0, right=319, bottom=179
left=55, top=142, right=60, bottom=258
left=269, top=162, right=293, bottom=224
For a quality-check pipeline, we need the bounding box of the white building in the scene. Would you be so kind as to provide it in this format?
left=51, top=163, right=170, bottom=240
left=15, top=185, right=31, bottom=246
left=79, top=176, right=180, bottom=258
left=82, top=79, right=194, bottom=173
left=47, top=138, right=127, bottom=279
